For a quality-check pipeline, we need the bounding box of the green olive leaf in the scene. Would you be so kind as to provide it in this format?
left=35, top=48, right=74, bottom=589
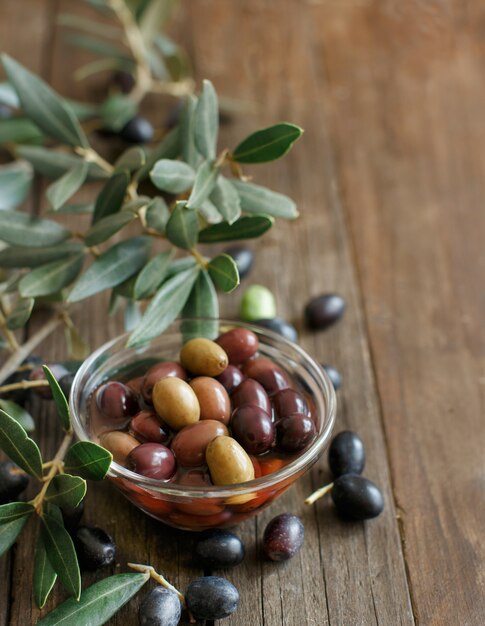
left=46, top=161, right=89, bottom=211
left=0, top=211, right=71, bottom=248
left=0, top=80, right=19, bottom=108
left=210, top=176, right=241, bottom=224
left=92, top=171, right=130, bottom=224
left=165, top=202, right=198, bottom=250
left=19, top=253, right=85, bottom=298
left=114, top=146, right=146, bottom=173
left=207, top=253, right=240, bottom=293
left=16, top=145, right=108, bottom=181
left=84, top=211, right=135, bottom=246
left=134, top=250, right=173, bottom=300
left=198, top=214, right=274, bottom=243
left=36, top=571, right=150, bottom=626
left=0, top=399, right=34, bottom=431
left=42, top=365, right=71, bottom=431
left=194, top=79, right=218, bottom=160
left=150, top=159, right=195, bottom=194
left=123, top=298, right=142, bottom=332
left=127, top=265, right=200, bottom=347
left=180, top=95, right=201, bottom=168
left=181, top=270, right=219, bottom=341
left=0, top=161, right=33, bottom=210
left=33, top=535, right=57, bottom=609
left=134, top=126, right=180, bottom=182
left=2, top=54, right=88, bottom=148
left=231, top=179, right=298, bottom=219
left=68, top=237, right=151, bottom=303
left=66, top=34, right=131, bottom=62
left=45, top=474, right=86, bottom=508
left=0, top=242, right=84, bottom=268
left=166, top=256, right=197, bottom=278
left=232, top=122, right=303, bottom=163
left=145, top=196, right=170, bottom=234
left=0, top=502, right=33, bottom=557
left=186, top=160, right=219, bottom=209
left=199, top=199, right=223, bottom=225
left=0, top=409, right=43, bottom=477
left=64, top=323, right=90, bottom=360
left=100, top=93, right=137, bottom=131
left=6, top=297, right=34, bottom=330
left=0, top=501, right=35, bottom=523
left=0, top=117, right=43, bottom=144
left=64, top=441, right=112, bottom=480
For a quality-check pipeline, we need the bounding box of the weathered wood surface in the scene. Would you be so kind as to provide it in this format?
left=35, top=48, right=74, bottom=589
left=1, top=0, right=484, bottom=624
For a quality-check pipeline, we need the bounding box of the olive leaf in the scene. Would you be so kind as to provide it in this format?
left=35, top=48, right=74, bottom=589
left=65, top=323, right=90, bottom=360
left=127, top=265, right=200, bottom=347
left=0, top=501, right=35, bottom=523
left=2, top=54, right=88, bottom=148
left=46, top=161, right=89, bottom=211
left=56, top=202, right=94, bottom=215
left=150, top=159, right=195, bottom=193
left=232, top=122, right=303, bottom=163
left=66, top=34, right=131, bottom=62
left=92, top=170, right=130, bottom=224
left=0, top=503, right=34, bottom=557
left=42, top=365, right=71, bottom=431
left=36, top=572, right=150, bottom=626
left=145, top=196, right=170, bottom=233
left=0, top=80, right=19, bottom=108
left=64, top=441, right=112, bottom=480
left=0, top=399, right=34, bottom=431
left=180, top=95, right=201, bottom=168
left=165, top=202, right=198, bottom=250
left=34, top=536, right=57, bottom=609
left=0, top=211, right=71, bottom=248
left=166, top=256, right=197, bottom=278
left=124, top=298, right=142, bottom=332
left=0, top=242, right=84, bottom=268
left=199, top=199, right=223, bottom=225
left=84, top=211, right=135, bottom=246
left=19, top=253, right=85, bottom=298
left=194, top=79, right=218, bottom=160
left=135, top=126, right=180, bottom=181
left=68, top=237, right=151, bottom=302
left=114, top=146, right=146, bottom=172
left=0, top=117, right=43, bottom=144
left=6, top=297, right=34, bottom=329
left=100, top=93, right=137, bottom=131
left=139, top=0, right=176, bottom=43
left=134, top=250, right=173, bottom=300
left=0, top=161, right=33, bottom=210
left=45, top=474, right=87, bottom=508
left=0, top=409, right=43, bottom=478
left=187, top=160, right=219, bottom=209
left=231, top=179, right=298, bottom=219
left=40, top=504, right=81, bottom=600
left=181, top=270, right=219, bottom=341
left=198, top=214, right=274, bottom=243
left=208, top=253, right=240, bottom=293
left=16, top=145, right=108, bottom=180
left=210, top=176, right=241, bottom=224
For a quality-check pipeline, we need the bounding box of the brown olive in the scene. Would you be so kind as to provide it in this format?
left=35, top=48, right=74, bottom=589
left=272, top=389, right=309, bottom=419
left=142, top=361, right=187, bottom=402
left=215, top=365, right=245, bottom=394
left=206, top=436, right=255, bottom=485
left=127, top=443, right=176, bottom=480
left=172, top=420, right=229, bottom=467
left=189, top=377, right=231, bottom=425
left=231, top=406, right=275, bottom=455
left=130, top=410, right=170, bottom=444
left=215, top=328, right=259, bottom=365
left=152, top=377, right=200, bottom=431
left=95, top=381, right=139, bottom=422
left=242, top=357, right=290, bottom=395
left=99, top=431, right=140, bottom=465
left=231, top=379, right=271, bottom=415
left=180, top=338, right=228, bottom=376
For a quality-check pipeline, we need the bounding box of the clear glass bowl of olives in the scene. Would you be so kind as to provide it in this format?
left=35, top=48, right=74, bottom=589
left=70, top=319, right=336, bottom=531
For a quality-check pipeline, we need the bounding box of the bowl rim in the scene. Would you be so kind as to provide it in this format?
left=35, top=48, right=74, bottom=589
left=69, top=318, right=337, bottom=499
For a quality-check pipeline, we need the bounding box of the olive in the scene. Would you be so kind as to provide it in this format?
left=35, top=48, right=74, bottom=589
left=74, top=526, right=116, bottom=570
left=95, top=381, right=139, bottom=422
left=130, top=410, right=170, bottom=444
left=206, top=436, right=255, bottom=485
left=241, top=357, right=290, bottom=394
left=171, top=420, right=228, bottom=467
left=253, top=317, right=299, bottom=343
left=180, top=338, right=228, bottom=376
left=127, top=443, right=176, bottom=480
left=185, top=576, right=239, bottom=620
left=29, top=363, right=70, bottom=399
left=263, top=513, right=305, bottom=561
left=126, top=376, right=145, bottom=395
left=231, top=406, right=275, bottom=455
left=99, top=431, right=140, bottom=465
left=223, top=245, right=254, bottom=279
left=177, top=468, right=212, bottom=487
left=0, top=460, right=29, bottom=504
left=215, top=365, right=246, bottom=394
left=119, top=116, right=154, bottom=144
left=152, top=377, right=200, bottom=430
left=231, top=379, right=271, bottom=414
left=331, top=474, right=384, bottom=520
left=304, top=293, right=346, bottom=330
left=322, top=363, right=342, bottom=390
left=240, top=285, right=276, bottom=321
left=61, top=500, right=85, bottom=533
left=139, top=587, right=181, bottom=626
left=328, top=431, right=365, bottom=477
left=142, top=361, right=187, bottom=402
left=216, top=328, right=259, bottom=365
left=189, top=377, right=231, bottom=425
left=272, top=388, right=309, bottom=419
left=193, top=529, right=245, bottom=568
left=58, top=373, right=75, bottom=399
left=276, top=413, right=316, bottom=452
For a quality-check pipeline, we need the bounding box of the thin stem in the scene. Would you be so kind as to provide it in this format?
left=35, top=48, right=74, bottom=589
left=190, top=247, right=208, bottom=269
left=305, top=482, right=334, bottom=506
left=149, top=77, right=195, bottom=98
left=32, top=431, right=73, bottom=515
left=75, top=147, right=114, bottom=175
left=0, top=307, right=20, bottom=352
left=127, top=563, right=185, bottom=605
left=0, top=379, right=49, bottom=394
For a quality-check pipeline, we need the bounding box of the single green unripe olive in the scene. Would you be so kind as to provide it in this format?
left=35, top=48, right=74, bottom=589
left=240, top=285, right=276, bottom=321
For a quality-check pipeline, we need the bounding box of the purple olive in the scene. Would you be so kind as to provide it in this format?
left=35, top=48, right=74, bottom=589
left=304, top=293, right=346, bottom=330
left=127, top=443, right=176, bottom=480
left=272, top=389, right=309, bottom=419
left=95, top=381, right=139, bottom=422
left=276, top=413, right=316, bottom=452
left=231, top=379, right=271, bottom=415
left=215, top=328, right=259, bottom=365
left=215, top=365, right=246, bottom=394
left=231, top=406, right=275, bottom=455
left=263, top=513, right=304, bottom=561
left=130, top=410, right=170, bottom=445
left=142, top=361, right=187, bottom=402
left=241, top=357, right=290, bottom=395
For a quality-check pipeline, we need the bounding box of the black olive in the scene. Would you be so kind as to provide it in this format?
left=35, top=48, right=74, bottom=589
left=193, top=529, right=245, bottom=569
left=262, top=513, right=305, bottom=561
left=304, top=293, right=346, bottom=330
left=185, top=576, right=239, bottom=620
left=223, top=245, right=254, bottom=280
left=328, top=431, right=365, bottom=477
left=119, top=117, right=154, bottom=144
left=139, top=587, right=181, bottom=626
left=321, top=364, right=342, bottom=390
left=73, top=526, right=116, bottom=570
left=331, top=474, right=384, bottom=521
left=0, top=461, right=29, bottom=504
left=61, top=500, right=85, bottom=533
left=252, top=317, right=299, bottom=343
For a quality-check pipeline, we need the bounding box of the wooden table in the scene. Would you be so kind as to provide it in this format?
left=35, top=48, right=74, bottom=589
left=1, top=1, right=484, bottom=624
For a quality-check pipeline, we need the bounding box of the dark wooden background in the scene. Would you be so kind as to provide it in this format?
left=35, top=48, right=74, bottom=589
left=1, top=1, right=484, bottom=624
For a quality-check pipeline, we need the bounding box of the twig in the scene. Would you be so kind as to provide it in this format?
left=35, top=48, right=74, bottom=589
left=127, top=563, right=186, bottom=605
left=32, top=431, right=73, bottom=515
left=0, top=307, right=20, bottom=352
left=0, top=379, right=49, bottom=394
left=190, top=247, right=208, bottom=269
left=305, top=482, right=334, bottom=506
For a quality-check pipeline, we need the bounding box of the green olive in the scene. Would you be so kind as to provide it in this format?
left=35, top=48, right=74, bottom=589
left=206, top=436, right=255, bottom=485
left=180, top=338, right=229, bottom=376
left=152, top=377, right=200, bottom=430
left=99, top=431, right=139, bottom=466
left=240, top=285, right=276, bottom=321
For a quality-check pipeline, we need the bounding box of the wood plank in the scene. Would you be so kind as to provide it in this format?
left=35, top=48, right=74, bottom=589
left=315, top=1, right=485, bottom=624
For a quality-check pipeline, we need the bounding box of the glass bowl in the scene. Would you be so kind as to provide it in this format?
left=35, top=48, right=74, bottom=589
left=70, top=319, right=337, bottom=531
